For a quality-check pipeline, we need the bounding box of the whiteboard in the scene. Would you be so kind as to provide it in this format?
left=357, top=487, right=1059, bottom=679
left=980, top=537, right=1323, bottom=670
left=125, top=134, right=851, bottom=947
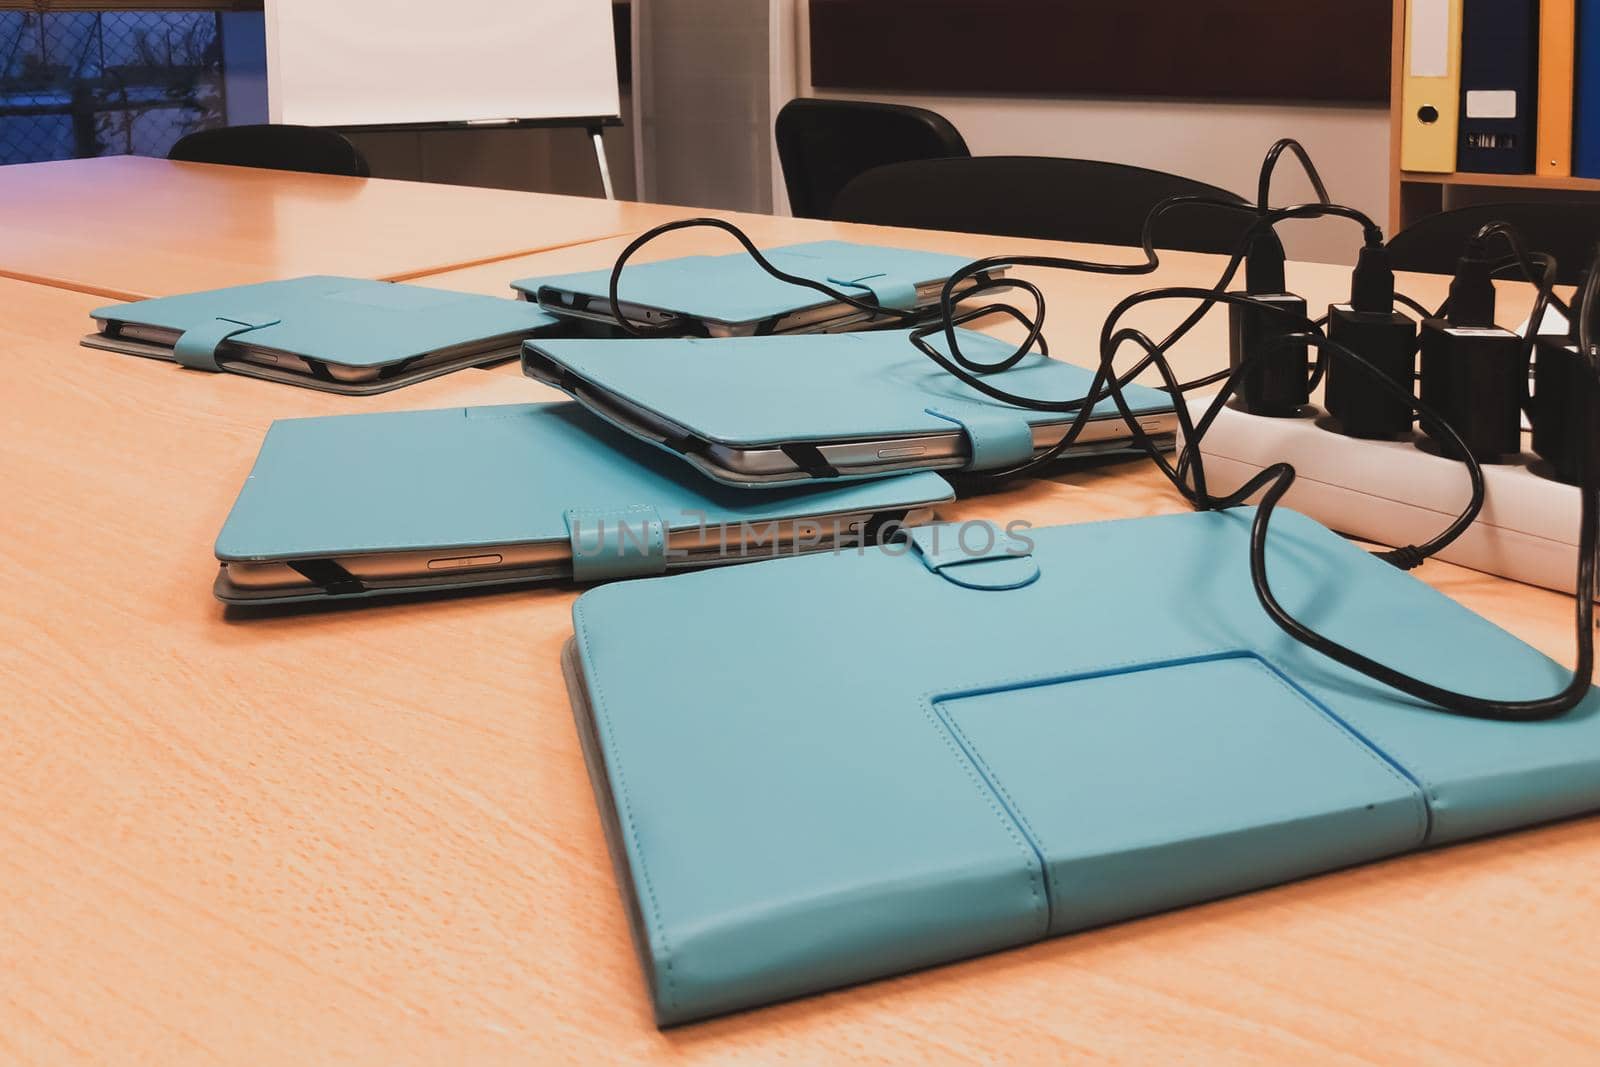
left=264, top=0, right=620, bottom=128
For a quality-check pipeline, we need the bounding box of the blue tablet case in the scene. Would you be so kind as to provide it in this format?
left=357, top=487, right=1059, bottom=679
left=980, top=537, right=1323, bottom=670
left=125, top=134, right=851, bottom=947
left=565, top=509, right=1600, bottom=1025
left=87, top=275, right=560, bottom=394
left=512, top=241, right=979, bottom=331
left=214, top=401, right=953, bottom=603
left=524, top=328, right=1175, bottom=485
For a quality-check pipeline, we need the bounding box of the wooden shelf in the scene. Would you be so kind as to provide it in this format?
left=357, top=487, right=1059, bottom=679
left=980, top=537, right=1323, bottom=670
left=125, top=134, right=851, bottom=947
left=1386, top=0, right=1600, bottom=230
left=1400, top=171, right=1600, bottom=192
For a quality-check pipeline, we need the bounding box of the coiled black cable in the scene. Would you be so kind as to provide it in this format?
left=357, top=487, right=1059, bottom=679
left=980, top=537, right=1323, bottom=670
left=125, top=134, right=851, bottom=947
left=1258, top=136, right=1332, bottom=210
left=989, top=208, right=1594, bottom=722
left=603, top=215, right=1056, bottom=349
left=599, top=140, right=1595, bottom=721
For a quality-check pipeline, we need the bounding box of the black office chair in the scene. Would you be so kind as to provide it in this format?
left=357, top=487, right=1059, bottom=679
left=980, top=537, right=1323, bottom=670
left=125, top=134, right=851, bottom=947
left=775, top=98, right=970, bottom=220
left=831, top=156, right=1273, bottom=257
left=168, top=123, right=371, bottom=178
left=1386, top=202, right=1600, bottom=287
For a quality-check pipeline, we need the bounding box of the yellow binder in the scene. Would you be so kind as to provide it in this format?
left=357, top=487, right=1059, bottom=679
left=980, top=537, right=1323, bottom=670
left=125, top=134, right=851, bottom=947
left=1400, top=0, right=1464, bottom=172
left=1537, top=0, right=1577, bottom=176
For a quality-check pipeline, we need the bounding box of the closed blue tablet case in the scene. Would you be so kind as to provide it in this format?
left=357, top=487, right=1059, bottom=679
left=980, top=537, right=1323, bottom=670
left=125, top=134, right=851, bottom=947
left=87, top=275, right=560, bottom=394
left=524, top=328, right=1175, bottom=485
left=565, top=509, right=1600, bottom=1025
left=513, top=241, right=978, bottom=330
left=214, top=401, right=953, bottom=603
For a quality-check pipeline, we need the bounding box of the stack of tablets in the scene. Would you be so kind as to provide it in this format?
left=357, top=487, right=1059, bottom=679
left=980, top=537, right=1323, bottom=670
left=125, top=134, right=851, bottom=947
left=82, top=239, right=1600, bottom=1030
left=524, top=251, right=1600, bottom=1029
left=84, top=241, right=1176, bottom=603
left=209, top=400, right=953, bottom=604
left=508, top=247, right=1600, bottom=1026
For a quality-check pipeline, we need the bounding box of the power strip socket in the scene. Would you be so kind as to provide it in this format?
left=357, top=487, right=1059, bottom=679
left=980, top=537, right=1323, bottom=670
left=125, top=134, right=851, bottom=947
left=1181, top=399, right=1595, bottom=599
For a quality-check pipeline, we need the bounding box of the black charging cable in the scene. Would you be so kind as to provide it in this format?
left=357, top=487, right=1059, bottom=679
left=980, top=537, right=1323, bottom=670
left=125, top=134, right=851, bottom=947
left=602, top=215, right=1053, bottom=343
left=607, top=192, right=1256, bottom=400
left=1257, top=137, right=1332, bottom=210
left=1472, top=222, right=1561, bottom=413
left=991, top=229, right=1586, bottom=720
left=603, top=216, right=1098, bottom=371
left=1076, top=208, right=1592, bottom=720
left=914, top=200, right=1384, bottom=414
left=1083, top=242, right=1594, bottom=722
left=596, top=141, right=1595, bottom=721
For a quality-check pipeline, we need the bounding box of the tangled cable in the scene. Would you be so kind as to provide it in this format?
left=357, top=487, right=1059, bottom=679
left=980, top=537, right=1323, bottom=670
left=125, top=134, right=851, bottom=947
left=603, top=140, right=1597, bottom=721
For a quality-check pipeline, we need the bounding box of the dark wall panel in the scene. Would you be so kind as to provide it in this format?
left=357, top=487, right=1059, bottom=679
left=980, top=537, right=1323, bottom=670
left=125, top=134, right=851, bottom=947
left=810, top=1, right=1391, bottom=103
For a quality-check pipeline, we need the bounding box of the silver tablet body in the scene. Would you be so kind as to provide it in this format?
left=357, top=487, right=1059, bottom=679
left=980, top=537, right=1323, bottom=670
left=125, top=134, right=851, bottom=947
left=217, top=505, right=938, bottom=599
left=84, top=320, right=528, bottom=383
left=549, top=373, right=1179, bottom=485
left=531, top=274, right=1004, bottom=338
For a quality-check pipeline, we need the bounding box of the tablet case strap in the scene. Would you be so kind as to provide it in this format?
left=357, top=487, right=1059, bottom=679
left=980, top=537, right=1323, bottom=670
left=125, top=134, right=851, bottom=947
left=565, top=506, right=669, bottom=582
left=925, top=407, right=1035, bottom=471
left=172, top=315, right=281, bottom=371
left=826, top=272, right=919, bottom=311
left=778, top=442, right=841, bottom=479
left=285, top=558, right=367, bottom=596
left=907, top=521, right=1040, bottom=591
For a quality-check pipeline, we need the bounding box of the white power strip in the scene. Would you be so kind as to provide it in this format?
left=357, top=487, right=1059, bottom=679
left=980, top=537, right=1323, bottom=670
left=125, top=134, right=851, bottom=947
left=1181, top=399, right=1593, bottom=598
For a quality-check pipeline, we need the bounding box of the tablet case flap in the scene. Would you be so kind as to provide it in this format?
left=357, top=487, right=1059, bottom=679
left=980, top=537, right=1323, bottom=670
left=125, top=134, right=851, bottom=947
left=172, top=314, right=281, bottom=371
left=825, top=271, right=918, bottom=311
left=565, top=506, right=669, bottom=582
left=568, top=508, right=1600, bottom=1024
left=925, top=405, right=1036, bottom=471
left=515, top=241, right=973, bottom=325
left=908, top=520, right=1040, bottom=590
left=214, top=401, right=952, bottom=567
left=524, top=328, right=1172, bottom=479
left=95, top=275, right=558, bottom=369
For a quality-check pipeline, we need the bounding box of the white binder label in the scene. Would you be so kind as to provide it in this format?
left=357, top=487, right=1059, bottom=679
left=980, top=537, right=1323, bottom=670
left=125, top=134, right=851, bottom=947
left=1409, top=0, right=1451, bottom=78
left=1466, top=90, right=1518, bottom=119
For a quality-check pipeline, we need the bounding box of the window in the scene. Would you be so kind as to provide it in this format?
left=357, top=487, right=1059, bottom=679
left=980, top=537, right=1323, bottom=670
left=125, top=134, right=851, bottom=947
left=0, top=10, right=226, bottom=165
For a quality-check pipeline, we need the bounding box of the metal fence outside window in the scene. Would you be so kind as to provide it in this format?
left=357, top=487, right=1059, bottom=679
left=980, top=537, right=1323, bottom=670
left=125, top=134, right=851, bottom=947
left=0, top=10, right=227, bottom=165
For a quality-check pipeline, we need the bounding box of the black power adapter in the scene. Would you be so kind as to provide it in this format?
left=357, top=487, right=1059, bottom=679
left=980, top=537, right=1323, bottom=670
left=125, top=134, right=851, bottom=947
left=1324, top=243, right=1418, bottom=437
left=1416, top=241, right=1524, bottom=462
left=1228, top=231, right=1309, bottom=416
left=1533, top=270, right=1597, bottom=485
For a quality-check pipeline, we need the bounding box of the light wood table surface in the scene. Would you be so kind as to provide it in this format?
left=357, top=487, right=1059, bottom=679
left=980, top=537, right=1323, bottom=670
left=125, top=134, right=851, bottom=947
left=5, top=203, right=1598, bottom=1066
left=0, top=157, right=700, bottom=302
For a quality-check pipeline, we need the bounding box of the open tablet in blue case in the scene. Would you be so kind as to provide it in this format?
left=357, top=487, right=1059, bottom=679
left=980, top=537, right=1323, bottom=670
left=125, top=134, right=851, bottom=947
left=524, top=328, right=1178, bottom=486
left=513, top=240, right=1002, bottom=336
left=85, top=275, right=561, bottom=394
left=213, top=401, right=952, bottom=604
left=565, top=508, right=1600, bottom=1025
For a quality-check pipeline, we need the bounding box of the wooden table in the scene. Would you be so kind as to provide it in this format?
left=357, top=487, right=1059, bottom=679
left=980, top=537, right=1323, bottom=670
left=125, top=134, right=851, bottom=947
left=0, top=157, right=698, bottom=302
left=5, top=203, right=1598, bottom=1064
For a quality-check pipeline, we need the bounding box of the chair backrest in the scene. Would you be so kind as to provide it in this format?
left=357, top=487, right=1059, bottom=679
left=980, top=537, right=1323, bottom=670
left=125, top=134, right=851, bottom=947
left=1386, top=202, right=1600, bottom=287
left=775, top=98, right=970, bottom=220
left=168, top=124, right=371, bottom=178
left=831, top=156, right=1272, bottom=257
